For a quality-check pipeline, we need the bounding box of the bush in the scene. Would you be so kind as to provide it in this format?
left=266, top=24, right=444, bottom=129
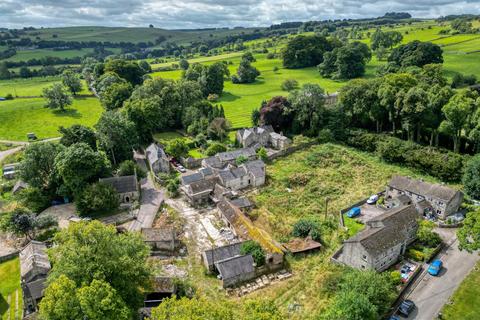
left=407, top=248, right=426, bottom=262
left=463, top=155, right=480, bottom=200
left=266, top=53, right=275, bottom=59
left=281, top=79, right=298, bottom=91
left=390, top=271, right=402, bottom=286
left=5, top=93, right=13, bottom=100
left=235, top=155, right=248, bottom=165
left=240, top=241, right=265, bottom=266
left=292, top=218, right=321, bottom=241
left=75, top=183, right=120, bottom=217
left=205, top=143, right=227, bottom=156
left=417, top=220, right=442, bottom=248
left=16, top=187, right=51, bottom=213
left=117, top=160, right=146, bottom=181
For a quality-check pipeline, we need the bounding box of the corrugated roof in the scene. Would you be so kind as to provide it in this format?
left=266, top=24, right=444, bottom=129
left=215, top=254, right=255, bottom=280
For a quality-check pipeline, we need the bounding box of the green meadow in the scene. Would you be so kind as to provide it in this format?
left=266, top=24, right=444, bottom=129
left=0, top=257, right=22, bottom=320
left=0, top=77, right=90, bottom=97
left=0, top=97, right=102, bottom=141
left=6, top=48, right=95, bottom=62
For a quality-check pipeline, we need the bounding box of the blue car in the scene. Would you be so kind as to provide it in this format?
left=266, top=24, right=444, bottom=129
left=428, top=259, right=443, bottom=276
left=347, top=207, right=361, bottom=218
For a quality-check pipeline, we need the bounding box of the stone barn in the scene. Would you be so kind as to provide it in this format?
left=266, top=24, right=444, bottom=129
left=99, top=175, right=139, bottom=204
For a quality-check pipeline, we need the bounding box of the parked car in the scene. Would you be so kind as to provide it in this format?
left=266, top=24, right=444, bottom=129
left=428, top=259, right=443, bottom=276
left=400, top=264, right=411, bottom=274
left=347, top=207, right=361, bottom=218
left=398, top=299, right=415, bottom=317
left=366, top=194, right=379, bottom=204
left=177, top=165, right=186, bottom=173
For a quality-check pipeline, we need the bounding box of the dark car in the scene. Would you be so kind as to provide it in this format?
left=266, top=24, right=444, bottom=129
left=398, top=299, right=415, bottom=317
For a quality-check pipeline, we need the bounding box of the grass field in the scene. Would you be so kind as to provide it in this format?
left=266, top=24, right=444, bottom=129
left=0, top=77, right=90, bottom=97
left=442, top=262, right=480, bottom=320
left=0, top=257, right=22, bottom=320
left=0, top=97, right=102, bottom=141
left=5, top=48, right=94, bottom=62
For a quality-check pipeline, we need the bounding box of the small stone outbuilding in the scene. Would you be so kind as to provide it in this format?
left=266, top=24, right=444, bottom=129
left=146, top=143, right=170, bottom=174
left=99, top=175, right=139, bottom=204
left=141, top=227, right=180, bottom=255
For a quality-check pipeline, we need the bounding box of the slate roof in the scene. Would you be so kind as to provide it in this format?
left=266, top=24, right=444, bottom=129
left=216, top=148, right=257, bottom=163
left=218, top=170, right=236, bottom=183
left=24, top=278, right=47, bottom=300
left=345, top=205, right=420, bottom=255
left=203, top=242, right=244, bottom=267
left=20, top=241, right=50, bottom=280
left=230, top=197, right=253, bottom=209
left=242, top=160, right=265, bottom=178
left=199, top=167, right=214, bottom=177
left=99, top=175, right=137, bottom=193
left=215, top=254, right=255, bottom=280
left=217, top=200, right=240, bottom=225
left=388, top=175, right=461, bottom=202
left=187, top=178, right=218, bottom=195
left=270, top=132, right=289, bottom=141
left=146, top=143, right=167, bottom=165
left=180, top=172, right=203, bottom=185
left=142, top=227, right=176, bottom=242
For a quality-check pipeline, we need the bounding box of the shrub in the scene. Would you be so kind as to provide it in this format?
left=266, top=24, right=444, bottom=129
left=205, top=143, right=227, bottom=156
left=16, top=187, right=51, bottom=213
left=240, top=241, right=265, bottom=266
left=257, top=147, right=268, bottom=162
left=390, top=271, right=402, bottom=286
left=281, top=79, right=298, bottom=91
left=407, top=248, right=425, bottom=262
left=5, top=93, right=13, bottom=100
left=75, top=183, right=120, bottom=217
left=266, top=53, right=275, bottom=59
left=236, top=155, right=248, bottom=165
left=292, top=218, right=321, bottom=241
left=117, top=160, right=146, bottom=181
left=417, top=220, right=442, bottom=248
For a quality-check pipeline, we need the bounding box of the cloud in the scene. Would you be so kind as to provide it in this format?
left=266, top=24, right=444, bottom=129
left=2, top=0, right=480, bottom=29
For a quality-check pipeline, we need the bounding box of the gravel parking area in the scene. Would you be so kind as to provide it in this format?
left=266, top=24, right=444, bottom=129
left=356, top=203, right=387, bottom=223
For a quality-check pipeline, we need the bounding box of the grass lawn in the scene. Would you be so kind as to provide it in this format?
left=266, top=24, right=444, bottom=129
left=0, top=77, right=90, bottom=97
left=0, top=97, right=103, bottom=141
left=0, top=257, right=22, bottom=320
left=441, top=262, right=480, bottom=320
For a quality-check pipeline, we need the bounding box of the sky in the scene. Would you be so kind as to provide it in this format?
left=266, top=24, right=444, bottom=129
left=1, top=0, right=480, bottom=30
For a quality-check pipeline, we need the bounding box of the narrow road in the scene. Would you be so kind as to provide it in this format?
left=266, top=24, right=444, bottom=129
left=0, top=146, right=23, bottom=163
left=404, top=229, right=480, bottom=320
left=128, top=173, right=164, bottom=232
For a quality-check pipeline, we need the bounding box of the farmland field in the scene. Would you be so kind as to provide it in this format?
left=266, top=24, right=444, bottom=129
left=0, top=257, right=22, bottom=320
left=5, top=48, right=95, bottom=62
left=0, top=77, right=90, bottom=97
left=0, top=97, right=102, bottom=141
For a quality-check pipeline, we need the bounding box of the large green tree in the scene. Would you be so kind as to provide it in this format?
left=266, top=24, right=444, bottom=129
left=388, top=40, right=443, bottom=68
left=59, top=124, right=97, bottom=150
left=43, top=83, right=73, bottom=111
left=61, top=70, right=83, bottom=96
left=46, top=221, right=151, bottom=311
left=100, top=81, right=132, bottom=110
left=95, top=111, right=139, bottom=165
left=104, top=59, right=145, bottom=85
left=288, top=84, right=326, bottom=136
left=463, top=155, right=480, bottom=200
left=458, top=210, right=480, bottom=252
left=54, top=143, right=110, bottom=195
left=282, top=35, right=336, bottom=68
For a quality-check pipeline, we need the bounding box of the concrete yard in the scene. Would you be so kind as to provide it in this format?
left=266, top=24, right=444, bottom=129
left=356, top=202, right=386, bottom=223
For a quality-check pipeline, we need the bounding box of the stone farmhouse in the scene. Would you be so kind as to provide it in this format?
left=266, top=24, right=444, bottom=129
left=202, top=242, right=256, bottom=288
left=99, top=175, right=139, bottom=204
left=202, top=147, right=257, bottom=169
left=217, top=160, right=266, bottom=191
left=334, top=205, right=420, bottom=272
left=236, top=125, right=291, bottom=150
left=386, top=175, right=463, bottom=219
left=20, top=241, right=51, bottom=316
left=146, top=143, right=170, bottom=174
left=141, top=227, right=180, bottom=255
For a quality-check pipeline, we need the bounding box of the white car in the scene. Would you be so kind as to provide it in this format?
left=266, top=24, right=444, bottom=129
left=366, top=194, right=379, bottom=204
left=177, top=165, right=186, bottom=173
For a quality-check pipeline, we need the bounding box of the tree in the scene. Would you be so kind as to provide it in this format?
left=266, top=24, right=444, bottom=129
left=95, top=72, right=125, bottom=94
left=323, top=290, right=377, bottom=320
left=205, top=143, right=227, bottom=156
left=104, top=59, right=145, bottom=85
left=117, top=160, right=146, bottom=180
left=76, top=183, right=120, bottom=217
left=55, top=143, right=110, bottom=195
left=95, top=111, right=139, bottom=165
left=457, top=210, right=480, bottom=252
left=0, top=207, right=35, bottom=240
left=451, top=19, right=473, bottom=33
left=166, top=139, right=189, bottom=159
left=240, top=241, right=266, bottom=266
left=207, top=117, right=231, bottom=140
left=260, top=96, right=292, bottom=132
left=439, top=91, right=476, bottom=153
left=400, top=86, right=429, bottom=141
left=281, top=79, right=298, bottom=91
left=59, top=124, right=97, bottom=150
left=19, top=142, right=65, bottom=193
left=251, top=108, right=261, bottom=126
left=16, top=187, right=51, bottom=213
left=46, top=221, right=151, bottom=310
left=100, top=82, right=132, bottom=110
left=151, top=296, right=235, bottom=320
left=417, top=220, right=442, bottom=248
left=371, top=29, right=403, bottom=50
left=318, top=42, right=371, bottom=79
left=388, top=40, right=443, bottom=68
left=200, top=62, right=225, bottom=96
left=463, top=155, right=480, bottom=200
left=282, top=35, right=335, bottom=68
left=257, top=147, right=268, bottom=162
left=0, top=62, right=11, bottom=80
left=39, top=275, right=131, bottom=320
left=179, top=59, right=189, bottom=70
left=138, top=60, right=152, bottom=73
left=61, top=70, right=83, bottom=96
left=288, top=84, right=326, bottom=136
left=232, top=56, right=260, bottom=84
left=43, top=83, right=72, bottom=111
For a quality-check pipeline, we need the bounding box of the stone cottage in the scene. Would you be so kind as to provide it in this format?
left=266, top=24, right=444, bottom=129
left=141, top=227, right=180, bottom=255
left=99, top=175, right=139, bottom=204
left=386, top=175, right=463, bottom=219
left=236, top=125, right=291, bottom=150
left=334, top=205, right=420, bottom=272
left=202, top=147, right=257, bottom=169
left=146, top=143, right=170, bottom=174
left=20, top=241, right=51, bottom=316
left=180, top=177, right=219, bottom=207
